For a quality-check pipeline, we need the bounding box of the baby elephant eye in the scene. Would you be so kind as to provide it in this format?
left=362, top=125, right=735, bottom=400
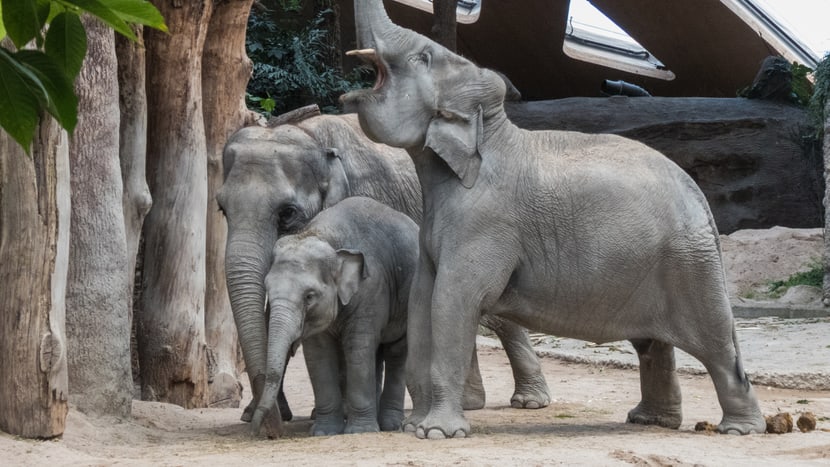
left=279, top=206, right=297, bottom=220
left=304, top=290, right=317, bottom=303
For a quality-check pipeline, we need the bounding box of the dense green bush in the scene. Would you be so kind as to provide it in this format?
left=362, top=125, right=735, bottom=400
left=245, top=5, right=371, bottom=116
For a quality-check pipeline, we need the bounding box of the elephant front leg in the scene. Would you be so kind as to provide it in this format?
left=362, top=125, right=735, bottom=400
left=403, top=254, right=434, bottom=432
left=304, top=334, right=346, bottom=436
left=343, top=330, right=381, bottom=434
left=480, top=314, right=551, bottom=409
left=416, top=269, right=490, bottom=439
left=627, top=338, right=683, bottom=429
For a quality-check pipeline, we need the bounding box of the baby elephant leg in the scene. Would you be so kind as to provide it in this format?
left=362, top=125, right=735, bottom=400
left=378, top=337, right=407, bottom=431
left=627, top=338, right=683, bottom=429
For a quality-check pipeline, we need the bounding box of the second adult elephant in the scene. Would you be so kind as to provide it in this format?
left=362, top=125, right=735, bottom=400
left=217, top=113, right=551, bottom=422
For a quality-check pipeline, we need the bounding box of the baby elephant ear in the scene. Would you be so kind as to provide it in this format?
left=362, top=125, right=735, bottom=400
left=322, top=148, right=350, bottom=208
left=424, top=106, right=483, bottom=188
left=335, top=249, right=366, bottom=306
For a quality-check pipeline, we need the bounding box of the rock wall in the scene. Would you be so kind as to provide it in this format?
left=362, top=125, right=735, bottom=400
left=506, top=97, right=823, bottom=234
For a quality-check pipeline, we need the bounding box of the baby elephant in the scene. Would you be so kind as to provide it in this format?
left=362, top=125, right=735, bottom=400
left=250, top=197, right=417, bottom=437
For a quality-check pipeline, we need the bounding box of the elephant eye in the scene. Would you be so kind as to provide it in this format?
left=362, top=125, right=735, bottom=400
left=304, top=290, right=317, bottom=304
left=279, top=205, right=297, bottom=220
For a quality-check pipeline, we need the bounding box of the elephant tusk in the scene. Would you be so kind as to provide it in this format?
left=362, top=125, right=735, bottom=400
left=346, top=48, right=377, bottom=57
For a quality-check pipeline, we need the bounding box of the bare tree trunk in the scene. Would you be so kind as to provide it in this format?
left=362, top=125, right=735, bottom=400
left=64, top=17, right=133, bottom=417
left=140, top=0, right=213, bottom=408
left=116, top=26, right=152, bottom=389
left=431, top=0, right=457, bottom=51
left=202, top=0, right=258, bottom=408
left=0, top=117, right=70, bottom=438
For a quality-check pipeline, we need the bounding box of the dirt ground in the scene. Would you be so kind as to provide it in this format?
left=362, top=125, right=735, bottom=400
left=2, top=227, right=829, bottom=466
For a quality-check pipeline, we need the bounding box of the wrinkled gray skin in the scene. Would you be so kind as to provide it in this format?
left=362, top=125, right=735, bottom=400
left=217, top=114, right=550, bottom=424
left=250, top=197, right=416, bottom=437
left=342, top=0, right=766, bottom=439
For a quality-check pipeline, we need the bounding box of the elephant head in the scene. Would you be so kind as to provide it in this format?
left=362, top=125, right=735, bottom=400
left=249, top=234, right=365, bottom=436
left=217, top=124, right=350, bottom=412
left=341, top=0, right=507, bottom=188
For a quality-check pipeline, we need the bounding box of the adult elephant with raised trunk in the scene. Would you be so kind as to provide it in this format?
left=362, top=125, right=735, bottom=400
left=217, top=113, right=551, bottom=423
left=341, top=0, right=766, bottom=439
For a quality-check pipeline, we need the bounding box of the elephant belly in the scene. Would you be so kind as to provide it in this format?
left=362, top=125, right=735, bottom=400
left=487, top=267, right=671, bottom=345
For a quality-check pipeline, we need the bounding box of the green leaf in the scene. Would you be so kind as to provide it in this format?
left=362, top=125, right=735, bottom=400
left=45, top=12, right=86, bottom=79
left=261, top=97, right=276, bottom=113
left=107, top=0, right=167, bottom=32
left=58, top=0, right=136, bottom=41
left=0, top=3, right=6, bottom=42
left=15, top=49, right=77, bottom=133
left=0, top=48, right=43, bottom=153
left=2, top=0, right=49, bottom=49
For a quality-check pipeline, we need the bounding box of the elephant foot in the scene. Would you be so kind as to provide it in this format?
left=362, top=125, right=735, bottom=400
left=510, top=376, right=551, bottom=409
left=379, top=409, right=405, bottom=431
left=403, top=410, right=426, bottom=433
left=415, top=409, right=471, bottom=439
left=311, top=419, right=346, bottom=436
left=241, top=400, right=255, bottom=422
left=345, top=420, right=380, bottom=434
left=717, top=413, right=766, bottom=435
left=461, top=391, right=485, bottom=411
left=626, top=403, right=682, bottom=429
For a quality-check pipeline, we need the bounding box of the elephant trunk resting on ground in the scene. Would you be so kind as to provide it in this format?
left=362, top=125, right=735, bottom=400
left=342, top=0, right=766, bottom=439
left=218, top=113, right=551, bottom=424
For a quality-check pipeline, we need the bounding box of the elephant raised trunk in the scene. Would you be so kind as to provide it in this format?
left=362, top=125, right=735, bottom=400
left=354, top=0, right=419, bottom=53
left=250, top=301, right=303, bottom=438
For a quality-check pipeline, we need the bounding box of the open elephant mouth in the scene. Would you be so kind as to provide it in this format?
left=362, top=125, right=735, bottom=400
left=346, top=48, right=386, bottom=92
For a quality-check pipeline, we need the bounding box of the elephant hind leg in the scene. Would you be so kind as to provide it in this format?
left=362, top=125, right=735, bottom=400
left=691, top=329, right=765, bottom=435
left=626, top=338, right=683, bottom=429
left=378, top=337, right=407, bottom=431
left=462, top=348, right=486, bottom=410
left=480, top=314, right=551, bottom=409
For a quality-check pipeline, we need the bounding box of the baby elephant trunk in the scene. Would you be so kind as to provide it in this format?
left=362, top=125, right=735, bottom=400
left=250, top=302, right=303, bottom=438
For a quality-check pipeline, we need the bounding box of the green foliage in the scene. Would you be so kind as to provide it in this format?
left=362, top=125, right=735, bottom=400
left=767, top=260, right=823, bottom=298
left=790, top=62, right=813, bottom=107
left=809, top=53, right=830, bottom=138
left=0, top=0, right=166, bottom=153
left=245, top=5, right=371, bottom=116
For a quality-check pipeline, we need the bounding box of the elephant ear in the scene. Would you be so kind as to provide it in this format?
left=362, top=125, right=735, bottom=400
left=335, top=249, right=366, bottom=306
left=321, top=148, right=350, bottom=208
left=425, top=106, right=483, bottom=188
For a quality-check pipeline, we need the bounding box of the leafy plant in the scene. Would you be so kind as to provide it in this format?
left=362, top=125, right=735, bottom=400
left=767, top=260, right=823, bottom=298
left=808, top=53, right=830, bottom=139
left=0, top=0, right=167, bottom=152
left=245, top=5, right=371, bottom=117
left=791, top=62, right=814, bottom=107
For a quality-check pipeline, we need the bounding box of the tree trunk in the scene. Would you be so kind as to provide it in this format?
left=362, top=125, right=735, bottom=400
left=431, top=0, right=457, bottom=51
left=202, top=0, right=258, bottom=408
left=140, top=0, right=213, bottom=408
left=64, top=16, right=133, bottom=418
left=116, top=26, right=152, bottom=388
left=0, top=117, right=70, bottom=438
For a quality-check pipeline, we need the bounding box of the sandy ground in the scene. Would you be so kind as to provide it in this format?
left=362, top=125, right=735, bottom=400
left=2, top=227, right=829, bottom=466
